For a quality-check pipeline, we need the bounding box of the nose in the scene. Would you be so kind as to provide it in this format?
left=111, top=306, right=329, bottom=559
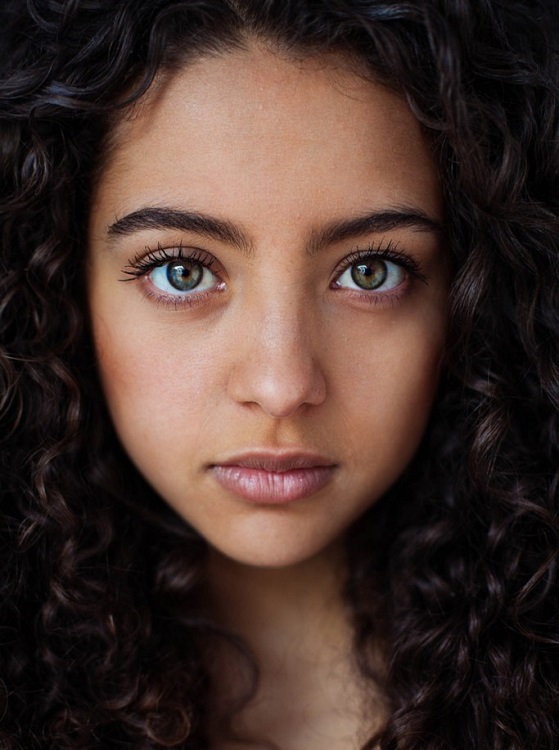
left=227, top=300, right=327, bottom=418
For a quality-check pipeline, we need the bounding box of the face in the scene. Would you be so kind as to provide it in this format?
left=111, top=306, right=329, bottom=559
left=88, top=45, right=448, bottom=568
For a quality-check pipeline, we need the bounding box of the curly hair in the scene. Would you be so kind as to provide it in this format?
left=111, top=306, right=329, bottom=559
left=1, top=0, right=559, bottom=747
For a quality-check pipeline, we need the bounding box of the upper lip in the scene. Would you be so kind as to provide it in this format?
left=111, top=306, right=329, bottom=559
left=210, top=450, right=336, bottom=473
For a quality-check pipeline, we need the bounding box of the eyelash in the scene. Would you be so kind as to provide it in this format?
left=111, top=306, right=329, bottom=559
left=122, top=243, right=219, bottom=278
left=121, top=241, right=426, bottom=308
left=121, top=243, right=223, bottom=307
left=332, top=242, right=427, bottom=301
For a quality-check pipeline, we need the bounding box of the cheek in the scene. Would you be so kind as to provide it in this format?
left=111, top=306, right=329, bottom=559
left=334, top=308, right=445, bottom=468
left=90, top=300, right=225, bottom=460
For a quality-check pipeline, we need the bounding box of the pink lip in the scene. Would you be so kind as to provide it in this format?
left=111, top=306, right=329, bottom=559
left=209, top=452, right=336, bottom=505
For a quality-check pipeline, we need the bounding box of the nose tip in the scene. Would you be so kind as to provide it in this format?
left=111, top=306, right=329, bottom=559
left=227, top=332, right=327, bottom=418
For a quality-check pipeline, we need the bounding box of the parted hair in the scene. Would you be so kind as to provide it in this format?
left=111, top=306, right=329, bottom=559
left=1, top=1, right=559, bottom=748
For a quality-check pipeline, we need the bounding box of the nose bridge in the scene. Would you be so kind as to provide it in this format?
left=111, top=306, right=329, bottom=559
left=227, top=285, right=326, bottom=417
left=259, top=290, right=307, bottom=354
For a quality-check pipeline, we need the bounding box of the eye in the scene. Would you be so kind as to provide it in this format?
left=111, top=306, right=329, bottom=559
left=335, top=256, right=406, bottom=292
left=149, top=258, right=219, bottom=295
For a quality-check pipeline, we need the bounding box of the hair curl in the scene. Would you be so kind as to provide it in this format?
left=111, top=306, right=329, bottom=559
left=1, top=1, right=559, bottom=748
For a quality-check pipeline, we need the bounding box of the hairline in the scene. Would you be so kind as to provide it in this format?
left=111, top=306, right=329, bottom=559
left=91, top=32, right=393, bottom=197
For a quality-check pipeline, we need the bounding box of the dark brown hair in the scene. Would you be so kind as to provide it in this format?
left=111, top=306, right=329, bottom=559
left=1, top=1, right=559, bottom=747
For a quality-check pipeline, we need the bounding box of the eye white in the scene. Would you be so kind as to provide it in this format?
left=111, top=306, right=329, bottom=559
left=149, top=259, right=218, bottom=295
left=336, top=258, right=405, bottom=292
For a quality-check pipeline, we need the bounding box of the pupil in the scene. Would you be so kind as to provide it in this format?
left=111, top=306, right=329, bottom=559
left=167, top=261, right=203, bottom=291
left=351, top=260, right=387, bottom=290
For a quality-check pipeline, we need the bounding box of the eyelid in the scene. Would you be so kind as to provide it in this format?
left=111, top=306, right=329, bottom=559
left=119, top=243, right=226, bottom=310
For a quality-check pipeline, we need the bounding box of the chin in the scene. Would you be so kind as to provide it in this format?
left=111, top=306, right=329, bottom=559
left=208, top=535, right=337, bottom=570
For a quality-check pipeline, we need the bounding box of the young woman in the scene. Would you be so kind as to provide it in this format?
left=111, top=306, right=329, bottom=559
left=1, top=1, right=558, bottom=748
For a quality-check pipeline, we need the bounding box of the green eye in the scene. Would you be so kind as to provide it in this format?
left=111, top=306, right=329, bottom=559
left=166, top=260, right=203, bottom=291
left=350, top=260, right=388, bottom=290
left=149, top=259, right=218, bottom=295
left=337, top=257, right=405, bottom=292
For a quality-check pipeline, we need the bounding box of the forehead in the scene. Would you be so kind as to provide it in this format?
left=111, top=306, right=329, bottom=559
left=91, top=43, right=442, bottom=236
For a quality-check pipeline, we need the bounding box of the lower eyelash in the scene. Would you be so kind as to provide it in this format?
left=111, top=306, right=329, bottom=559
left=146, top=288, right=193, bottom=309
left=140, top=284, right=219, bottom=310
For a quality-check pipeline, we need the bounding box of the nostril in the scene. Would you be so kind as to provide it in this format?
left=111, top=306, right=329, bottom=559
left=226, top=344, right=327, bottom=418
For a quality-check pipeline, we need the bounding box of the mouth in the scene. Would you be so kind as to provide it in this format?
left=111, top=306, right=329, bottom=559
left=208, top=451, right=337, bottom=505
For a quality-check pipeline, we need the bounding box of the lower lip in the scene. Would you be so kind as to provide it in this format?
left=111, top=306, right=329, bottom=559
left=210, top=465, right=336, bottom=505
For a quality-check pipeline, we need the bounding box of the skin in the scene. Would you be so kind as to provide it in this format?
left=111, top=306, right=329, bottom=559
left=88, top=43, right=449, bottom=747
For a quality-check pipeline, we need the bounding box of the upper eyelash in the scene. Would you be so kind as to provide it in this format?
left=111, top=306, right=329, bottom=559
left=119, top=241, right=427, bottom=289
left=334, top=241, right=428, bottom=285
left=120, top=243, right=219, bottom=281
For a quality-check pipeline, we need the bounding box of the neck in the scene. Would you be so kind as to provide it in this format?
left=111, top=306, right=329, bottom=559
left=205, top=540, right=349, bottom=657
left=202, top=543, right=386, bottom=749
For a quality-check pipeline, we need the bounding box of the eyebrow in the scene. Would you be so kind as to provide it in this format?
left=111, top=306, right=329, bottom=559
left=107, top=207, right=252, bottom=253
left=106, top=205, right=442, bottom=253
left=308, top=208, right=442, bottom=254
